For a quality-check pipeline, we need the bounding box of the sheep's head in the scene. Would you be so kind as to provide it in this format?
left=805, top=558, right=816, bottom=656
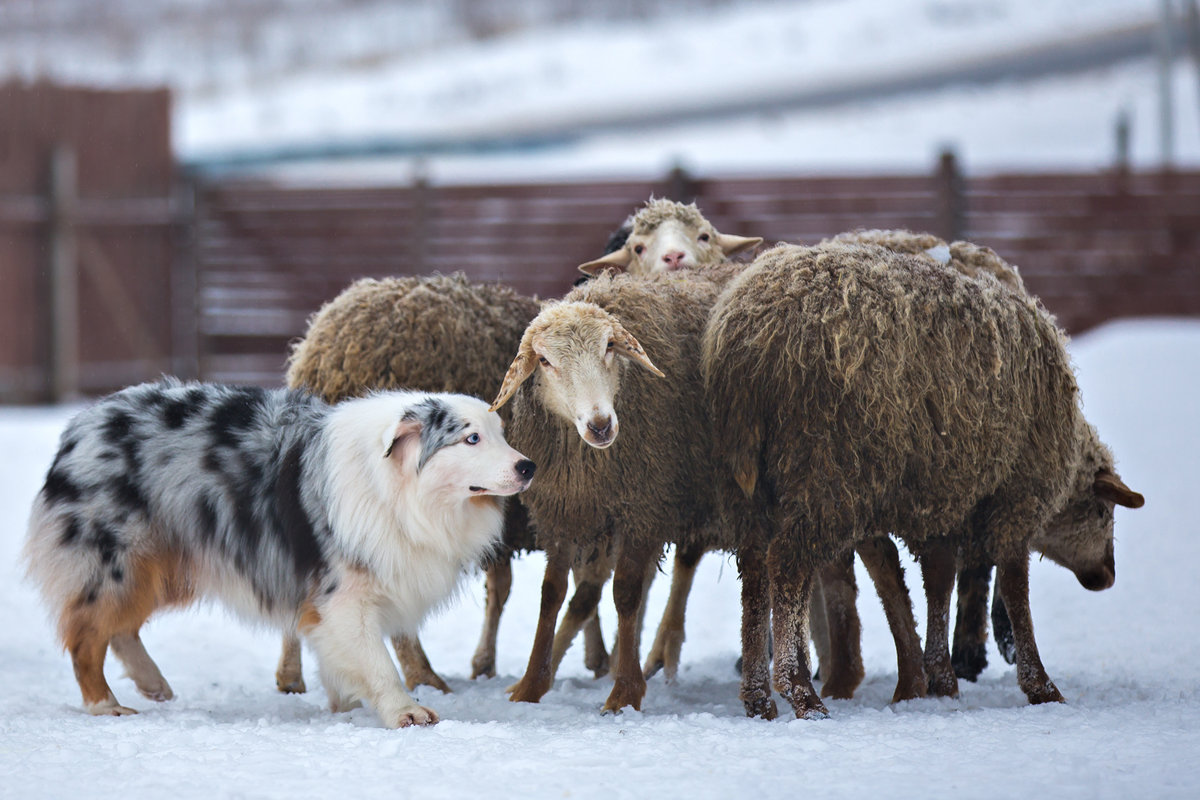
left=579, top=198, right=761, bottom=278
left=1033, top=432, right=1143, bottom=592
left=489, top=302, right=664, bottom=449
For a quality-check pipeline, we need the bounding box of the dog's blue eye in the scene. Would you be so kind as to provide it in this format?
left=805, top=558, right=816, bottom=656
left=465, top=433, right=480, bottom=445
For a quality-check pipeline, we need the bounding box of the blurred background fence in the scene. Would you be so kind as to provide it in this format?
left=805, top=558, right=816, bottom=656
left=3, top=82, right=1199, bottom=402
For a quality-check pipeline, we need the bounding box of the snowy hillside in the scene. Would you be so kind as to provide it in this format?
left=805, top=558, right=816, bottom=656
left=1, top=317, right=1197, bottom=799
left=4, top=0, right=1198, bottom=176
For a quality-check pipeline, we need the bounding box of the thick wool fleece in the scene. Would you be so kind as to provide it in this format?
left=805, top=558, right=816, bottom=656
left=286, top=272, right=542, bottom=552
left=703, top=242, right=1081, bottom=569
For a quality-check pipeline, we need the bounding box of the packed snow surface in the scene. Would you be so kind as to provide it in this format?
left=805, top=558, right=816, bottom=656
left=1, top=317, right=1198, bottom=799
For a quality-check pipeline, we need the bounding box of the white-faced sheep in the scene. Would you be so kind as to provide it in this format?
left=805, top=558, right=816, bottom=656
left=276, top=273, right=621, bottom=693
left=491, top=270, right=732, bottom=713
left=576, top=205, right=925, bottom=701
left=579, top=198, right=761, bottom=278
left=704, top=242, right=1143, bottom=718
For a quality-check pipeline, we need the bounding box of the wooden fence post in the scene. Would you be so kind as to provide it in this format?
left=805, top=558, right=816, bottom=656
left=664, top=162, right=697, bottom=203
left=934, top=148, right=965, bottom=242
left=171, top=175, right=200, bottom=380
left=410, top=165, right=429, bottom=276
left=47, top=145, right=79, bottom=402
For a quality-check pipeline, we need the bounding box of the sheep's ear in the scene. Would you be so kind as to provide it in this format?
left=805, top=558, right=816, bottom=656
left=490, top=347, right=538, bottom=412
left=1094, top=469, right=1144, bottom=508
left=383, top=418, right=422, bottom=462
left=715, top=233, right=763, bottom=257
left=579, top=248, right=632, bottom=277
left=611, top=320, right=665, bottom=378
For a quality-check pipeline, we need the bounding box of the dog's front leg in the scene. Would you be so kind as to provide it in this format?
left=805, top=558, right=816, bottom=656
left=306, top=592, right=438, bottom=729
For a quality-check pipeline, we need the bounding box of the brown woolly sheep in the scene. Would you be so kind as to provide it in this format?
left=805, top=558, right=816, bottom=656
left=579, top=198, right=761, bottom=278
left=703, top=242, right=1142, bottom=718
left=275, top=273, right=614, bottom=694
left=492, top=271, right=732, bottom=713
left=577, top=199, right=763, bottom=687
left=829, top=229, right=1139, bottom=688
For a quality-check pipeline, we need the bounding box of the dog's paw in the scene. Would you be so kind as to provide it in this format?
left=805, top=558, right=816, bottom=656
left=389, top=705, right=439, bottom=728
left=87, top=699, right=138, bottom=717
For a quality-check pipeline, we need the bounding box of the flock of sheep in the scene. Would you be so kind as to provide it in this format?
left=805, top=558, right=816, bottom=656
left=277, top=198, right=1144, bottom=721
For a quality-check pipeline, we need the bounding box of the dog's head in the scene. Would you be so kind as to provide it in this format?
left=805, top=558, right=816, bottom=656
left=382, top=393, right=535, bottom=499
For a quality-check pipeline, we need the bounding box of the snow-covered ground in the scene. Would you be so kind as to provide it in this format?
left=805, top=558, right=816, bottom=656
left=1, top=317, right=1197, bottom=799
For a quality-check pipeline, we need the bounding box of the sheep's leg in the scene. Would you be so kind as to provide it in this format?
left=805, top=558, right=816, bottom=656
left=815, top=551, right=863, bottom=699
left=610, top=556, right=656, bottom=668
left=768, top=538, right=828, bottom=720
left=856, top=536, right=926, bottom=703
left=602, top=540, right=657, bottom=714
left=919, top=538, right=960, bottom=698
left=549, top=559, right=610, bottom=680
left=996, top=555, right=1064, bottom=704
left=470, top=553, right=513, bottom=679
left=643, top=543, right=704, bottom=683
left=509, top=544, right=572, bottom=703
left=991, top=580, right=1017, bottom=665
left=393, top=635, right=452, bottom=694
left=810, top=574, right=830, bottom=682
left=951, top=559, right=993, bottom=681
left=582, top=612, right=610, bottom=678
left=737, top=533, right=776, bottom=720
left=275, top=633, right=307, bottom=694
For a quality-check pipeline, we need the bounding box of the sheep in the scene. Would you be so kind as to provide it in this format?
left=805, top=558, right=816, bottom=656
left=491, top=270, right=732, bottom=713
left=828, top=229, right=1132, bottom=687
left=576, top=199, right=765, bottom=687
left=704, top=241, right=1143, bottom=718
left=822, top=229, right=1031, bottom=686
left=275, top=273, right=618, bottom=693
left=578, top=198, right=761, bottom=278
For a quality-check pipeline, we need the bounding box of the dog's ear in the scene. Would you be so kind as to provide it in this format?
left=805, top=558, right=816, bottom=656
left=383, top=418, right=422, bottom=462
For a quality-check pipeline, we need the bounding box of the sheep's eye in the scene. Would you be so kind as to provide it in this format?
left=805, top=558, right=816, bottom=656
left=465, top=432, right=480, bottom=445
left=606, top=340, right=615, bottom=351
left=634, top=244, right=645, bottom=255
left=538, top=356, right=551, bottom=367
left=698, top=233, right=710, bottom=242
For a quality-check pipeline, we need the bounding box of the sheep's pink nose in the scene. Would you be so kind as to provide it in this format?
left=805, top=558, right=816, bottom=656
left=661, top=251, right=686, bottom=269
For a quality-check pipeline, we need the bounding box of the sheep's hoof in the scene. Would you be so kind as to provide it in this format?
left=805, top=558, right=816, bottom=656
left=469, top=652, right=497, bottom=680
left=507, top=675, right=551, bottom=703
left=602, top=677, right=646, bottom=714
left=740, top=683, right=778, bottom=720
left=951, top=642, right=988, bottom=682
left=1025, top=681, right=1065, bottom=705
left=782, top=686, right=829, bottom=720
left=406, top=671, right=452, bottom=694
left=818, top=670, right=864, bottom=700
left=890, top=672, right=928, bottom=704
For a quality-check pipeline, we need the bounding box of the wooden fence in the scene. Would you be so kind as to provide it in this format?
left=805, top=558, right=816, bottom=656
left=2, top=82, right=1198, bottom=401
left=193, top=159, right=1200, bottom=386
left=0, top=82, right=179, bottom=403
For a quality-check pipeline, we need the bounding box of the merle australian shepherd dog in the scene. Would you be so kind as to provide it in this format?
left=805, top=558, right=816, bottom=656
left=23, top=379, right=535, bottom=728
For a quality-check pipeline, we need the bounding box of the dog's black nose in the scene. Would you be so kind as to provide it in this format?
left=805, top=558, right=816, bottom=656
left=515, top=459, right=536, bottom=480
